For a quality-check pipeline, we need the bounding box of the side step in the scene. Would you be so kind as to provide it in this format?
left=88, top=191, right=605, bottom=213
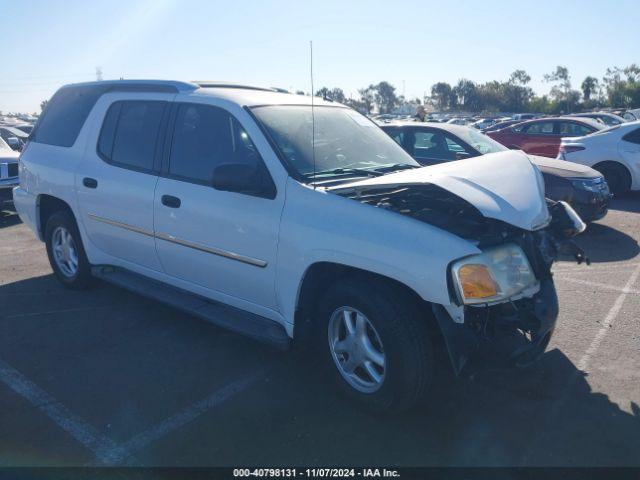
left=91, top=266, right=291, bottom=350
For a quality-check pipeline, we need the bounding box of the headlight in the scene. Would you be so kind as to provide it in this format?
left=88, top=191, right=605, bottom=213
left=571, top=178, right=603, bottom=192
left=451, top=244, right=539, bottom=305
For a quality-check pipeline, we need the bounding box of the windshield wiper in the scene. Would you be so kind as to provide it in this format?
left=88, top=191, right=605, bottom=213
left=372, top=163, right=420, bottom=173
left=310, top=167, right=384, bottom=179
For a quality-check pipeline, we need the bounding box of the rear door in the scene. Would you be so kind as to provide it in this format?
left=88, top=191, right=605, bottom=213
left=520, top=120, right=558, bottom=157
left=76, top=94, right=172, bottom=271
left=153, top=101, right=284, bottom=314
left=619, top=126, right=640, bottom=173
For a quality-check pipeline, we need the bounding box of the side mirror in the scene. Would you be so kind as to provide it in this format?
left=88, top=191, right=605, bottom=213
left=7, top=137, right=21, bottom=150
left=212, top=163, right=275, bottom=198
left=455, top=151, right=471, bottom=160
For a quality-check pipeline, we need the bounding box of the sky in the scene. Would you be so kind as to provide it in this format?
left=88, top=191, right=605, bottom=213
left=1, top=0, right=639, bottom=113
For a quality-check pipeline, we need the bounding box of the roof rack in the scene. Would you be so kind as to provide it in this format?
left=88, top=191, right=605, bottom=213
left=193, top=81, right=287, bottom=93
left=61, top=79, right=199, bottom=93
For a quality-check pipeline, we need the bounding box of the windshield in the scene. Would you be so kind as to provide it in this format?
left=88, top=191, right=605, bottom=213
left=456, top=127, right=508, bottom=154
left=252, top=105, right=418, bottom=181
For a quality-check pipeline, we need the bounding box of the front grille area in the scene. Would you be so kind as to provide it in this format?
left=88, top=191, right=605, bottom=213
left=8, top=163, right=18, bottom=177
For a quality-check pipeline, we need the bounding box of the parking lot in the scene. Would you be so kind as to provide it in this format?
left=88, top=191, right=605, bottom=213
left=0, top=196, right=639, bottom=468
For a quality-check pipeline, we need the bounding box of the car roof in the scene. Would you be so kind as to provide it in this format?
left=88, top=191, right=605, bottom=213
left=378, top=120, right=474, bottom=135
left=59, top=79, right=340, bottom=109
left=514, top=116, right=604, bottom=129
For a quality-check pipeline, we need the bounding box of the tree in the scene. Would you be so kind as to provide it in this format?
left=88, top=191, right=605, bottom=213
left=453, top=79, right=477, bottom=110
left=329, top=88, right=346, bottom=103
left=373, top=81, right=398, bottom=114
left=315, top=87, right=331, bottom=99
left=358, top=85, right=376, bottom=114
left=509, top=69, right=531, bottom=86
left=581, top=76, right=599, bottom=101
left=545, top=66, right=573, bottom=112
left=430, top=82, right=452, bottom=110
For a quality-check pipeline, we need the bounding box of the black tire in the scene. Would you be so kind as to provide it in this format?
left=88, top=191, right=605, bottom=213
left=597, top=162, right=631, bottom=195
left=44, top=210, right=93, bottom=289
left=314, top=276, right=433, bottom=413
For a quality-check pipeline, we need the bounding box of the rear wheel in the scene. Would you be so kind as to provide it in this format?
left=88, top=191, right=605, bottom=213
left=315, top=277, right=433, bottom=413
left=596, top=162, right=631, bottom=194
left=45, top=210, right=92, bottom=289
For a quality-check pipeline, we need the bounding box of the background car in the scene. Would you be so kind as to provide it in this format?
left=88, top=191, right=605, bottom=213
left=623, top=108, right=640, bottom=121
left=380, top=122, right=610, bottom=222
left=558, top=121, right=640, bottom=194
left=569, top=112, right=626, bottom=127
left=0, top=126, right=29, bottom=151
left=481, top=119, right=524, bottom=133
left=487, top=117, right=604, bottom=157
left=0, top=137, right=20, bottom=206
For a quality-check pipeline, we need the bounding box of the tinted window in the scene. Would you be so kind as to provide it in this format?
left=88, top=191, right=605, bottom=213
left=33, top=85, right=108, bottom=147
left=559, top=122, right=592, bottom=137
left=97, top=102, right=121, bottom=160
left=622, top=127, right=640, bottom=145
left=386, top=129, right=404, bottom=146
left=412, top=130, right=470, bottom=161
left=524, top=121, right=555, bottom=134
left=99, top=101, right=165, bottom=171
left=169, top=104, right=262, bottom=183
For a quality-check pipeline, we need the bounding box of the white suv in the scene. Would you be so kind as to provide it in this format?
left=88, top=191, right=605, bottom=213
left=14, top=80, right=585, bottom=412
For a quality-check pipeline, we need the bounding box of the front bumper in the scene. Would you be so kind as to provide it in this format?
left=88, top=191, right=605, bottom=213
left=571, top=186, right=611, bottom=222
left=0, top=178, right=18, bottom=201
left=433, top=278, right=558, bottom=374
left=12, top=186, right=39, bottom=238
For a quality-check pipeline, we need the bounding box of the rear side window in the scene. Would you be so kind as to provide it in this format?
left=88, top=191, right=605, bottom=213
left=97, top=101, right=166, bottom=172
left=169, top=103, right=263, bottom=184
left=559, top=122, right=593, bottom=137
left=622, top=127, right=640, bottom=145
left=32, top=85, right=108, bottom=147
left=524, top=122, right=555, bottom=135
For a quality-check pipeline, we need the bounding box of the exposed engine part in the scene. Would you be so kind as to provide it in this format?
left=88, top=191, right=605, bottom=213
left=336, top=184, right=517, bottom=242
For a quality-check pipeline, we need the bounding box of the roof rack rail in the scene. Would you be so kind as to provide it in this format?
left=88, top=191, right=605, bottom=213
left=193, top=81, right=283, bottom=93
left=61, top=79, right=199, bottom=94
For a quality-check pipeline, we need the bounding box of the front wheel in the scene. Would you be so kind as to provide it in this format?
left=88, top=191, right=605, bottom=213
left=45, top=210, right=93, bottom=289
left=315, top=277, right=434, bottom=413
left=597, top=163, right=631, bottom=195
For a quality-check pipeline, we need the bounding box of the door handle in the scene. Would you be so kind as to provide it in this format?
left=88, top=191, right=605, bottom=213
left=83, top=177, right=98, bottom=189
left=161, top=195, right=181, bottom=208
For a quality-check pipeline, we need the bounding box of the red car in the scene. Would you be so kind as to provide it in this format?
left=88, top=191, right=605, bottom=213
left=487, top=117, right=604, bottom=157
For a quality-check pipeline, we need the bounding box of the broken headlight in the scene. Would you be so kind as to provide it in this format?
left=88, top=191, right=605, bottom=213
left=451, top=244, right=539, bottom=305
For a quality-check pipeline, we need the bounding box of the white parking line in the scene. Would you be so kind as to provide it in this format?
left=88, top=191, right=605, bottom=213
left=559, top=277, right=640, bottom=295
left=576, top=263, right=640, bottom=372
left=0, top=357, right=122, bottom=464
left=0, top=353, right=264, bottom=466
left=102, top=371, right=264, bottom=465
left=521, top=262, right=640, bottom=463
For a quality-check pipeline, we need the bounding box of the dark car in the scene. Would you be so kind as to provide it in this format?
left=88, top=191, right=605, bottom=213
left=486, top=117, right=604, bottom=157
left=380, top=122, right=610, bottom=222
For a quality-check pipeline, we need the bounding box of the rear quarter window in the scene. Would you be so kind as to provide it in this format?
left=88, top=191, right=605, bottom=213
left=32, top=85, right=108, bottom=147
left=622, top=127, right=640, bottom=145
left=97, top=100, right=166, bottom=172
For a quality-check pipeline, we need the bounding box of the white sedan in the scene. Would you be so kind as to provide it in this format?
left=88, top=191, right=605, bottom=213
left=558, top=121, right=640, bottom=193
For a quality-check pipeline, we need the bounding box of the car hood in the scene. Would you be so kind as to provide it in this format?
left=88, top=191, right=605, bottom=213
left=329, top=150, right=550, bottom=231
left=529, top=155, right=600, bottom=179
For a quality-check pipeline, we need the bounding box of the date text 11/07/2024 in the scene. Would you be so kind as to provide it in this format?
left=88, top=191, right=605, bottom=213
left=233, top=468, right=400, bottom=478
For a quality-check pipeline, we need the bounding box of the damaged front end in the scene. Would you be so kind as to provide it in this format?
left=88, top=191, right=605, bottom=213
left=333, top=180, right=587, bottom=373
